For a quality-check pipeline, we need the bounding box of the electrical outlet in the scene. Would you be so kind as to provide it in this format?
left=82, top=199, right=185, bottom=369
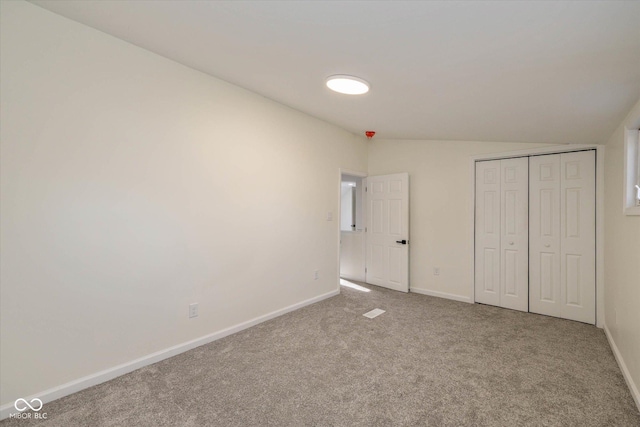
left=434, top=267, right=440, bottom=276
left=189, top=303, right=198, bottom=318
left=313, top=270, right=319, bottom=280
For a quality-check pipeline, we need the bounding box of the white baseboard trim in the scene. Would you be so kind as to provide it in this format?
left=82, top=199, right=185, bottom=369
left=409, top=287, right=472, bottom=304
left=604, top=323, right=640, bottom=412
left=0, top=289, right=339, bottom=421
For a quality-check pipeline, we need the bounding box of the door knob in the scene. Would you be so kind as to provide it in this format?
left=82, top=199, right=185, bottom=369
left=544, top=244, right=550, bottom=247
left=509, top=242, right=514, bottom=245
left=396, top=240, right=407, bottom=244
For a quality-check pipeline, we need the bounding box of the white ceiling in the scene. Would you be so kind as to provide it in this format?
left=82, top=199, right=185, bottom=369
left=31, top=1, right=640, bottom=144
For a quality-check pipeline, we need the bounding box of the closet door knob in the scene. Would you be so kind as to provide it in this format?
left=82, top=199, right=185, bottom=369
left=509, top=241, right=514, bottom=245
left=544, top=244, right=550, bottom=248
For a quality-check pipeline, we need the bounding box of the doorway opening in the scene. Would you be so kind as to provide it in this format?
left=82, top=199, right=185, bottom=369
left=339, top=172, right=366, bottom=283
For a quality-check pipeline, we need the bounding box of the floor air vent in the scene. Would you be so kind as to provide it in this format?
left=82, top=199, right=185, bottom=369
left=363, top=308, right=385, bottom=319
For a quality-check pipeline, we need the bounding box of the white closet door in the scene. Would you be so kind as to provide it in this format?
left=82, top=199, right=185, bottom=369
left=475, top=161, right=501, bottom=306
left=560, top=151, right=596, bottom=324
left=499, top=157, right=529, bottom=312
left=530, top=151, right=596, bottom=324
left=530, top=154, right=562, bottom=318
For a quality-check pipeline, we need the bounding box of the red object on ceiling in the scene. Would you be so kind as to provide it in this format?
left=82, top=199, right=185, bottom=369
left=365, top=131, right=376, bottom=139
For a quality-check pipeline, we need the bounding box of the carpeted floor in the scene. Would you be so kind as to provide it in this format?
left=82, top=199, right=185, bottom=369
left=3, top=281, right=639, bottom=426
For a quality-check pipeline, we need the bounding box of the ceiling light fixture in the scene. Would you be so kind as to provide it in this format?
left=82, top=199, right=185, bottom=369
left=326, top=75, right=369, bottom=95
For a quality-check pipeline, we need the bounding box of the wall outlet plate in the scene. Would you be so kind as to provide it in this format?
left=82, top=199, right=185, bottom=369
left=189, top=303, right=198, bottom=318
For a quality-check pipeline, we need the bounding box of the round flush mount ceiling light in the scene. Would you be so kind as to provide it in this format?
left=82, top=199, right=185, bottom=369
left=325, top=75, right=370, bottom=95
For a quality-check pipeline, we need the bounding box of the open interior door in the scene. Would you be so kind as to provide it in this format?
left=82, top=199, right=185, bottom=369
left=365, top=173, right=409, bottom=292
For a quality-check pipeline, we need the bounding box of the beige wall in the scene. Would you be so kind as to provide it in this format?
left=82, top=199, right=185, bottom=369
left=603, top=98, right=640, bottom=404
left=0, top=1, right=367, bottom=407
left=367, top=139, right=550, bottom=300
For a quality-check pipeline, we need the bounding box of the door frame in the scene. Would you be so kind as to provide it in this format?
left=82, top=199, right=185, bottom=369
left=337, top=168, right=368, bottom=290
left=469, top=144, right=605, bottom=328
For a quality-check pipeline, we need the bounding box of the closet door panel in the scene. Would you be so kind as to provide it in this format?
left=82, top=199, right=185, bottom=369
left=500, top=157, right=528, bottom=312
left=475, top=161, right=501, bottom=307
left=560, top=151, right=596, bottom=324
left=529, top=155, right=561, bottom=318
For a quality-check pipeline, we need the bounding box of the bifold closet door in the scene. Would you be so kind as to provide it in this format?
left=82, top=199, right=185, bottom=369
left=499, top=157, right=529, bottom=312
left=529, top=155, right=562, bottom=318
left=530, top=151, right=595, bottom=324
left=475, top=160, right=501, bottom=307
left=475, top=158, right=528, bottom=312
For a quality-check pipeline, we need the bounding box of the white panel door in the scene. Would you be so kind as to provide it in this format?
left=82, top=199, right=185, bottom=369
left=365, top=173, right=409, bottom=292
left=499, top=157, right=529, bottom=312
left=475, top=161, right=501, bottom=306
left=530, top=154, right=562, bottom=318
left=560, top=151, right=596, bottom=324
left=530, top=151, right=595, bottom=324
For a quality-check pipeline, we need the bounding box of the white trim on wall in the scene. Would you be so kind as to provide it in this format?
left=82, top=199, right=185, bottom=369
left=604, top=324, right=640, bottom=411
left=468, top=144, right=605, bottom=328
left=0, top=290, right=338, bottom=421
left=623, top=128, right=640, bottom=215
left=410, top=287, right=472, bottom=303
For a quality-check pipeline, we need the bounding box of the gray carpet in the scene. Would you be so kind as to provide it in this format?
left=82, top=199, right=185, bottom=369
left=3, top=281, right=639, bottom=426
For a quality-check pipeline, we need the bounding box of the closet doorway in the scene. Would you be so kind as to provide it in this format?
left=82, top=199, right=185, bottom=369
left=474, top=149, right=597, bottom=324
